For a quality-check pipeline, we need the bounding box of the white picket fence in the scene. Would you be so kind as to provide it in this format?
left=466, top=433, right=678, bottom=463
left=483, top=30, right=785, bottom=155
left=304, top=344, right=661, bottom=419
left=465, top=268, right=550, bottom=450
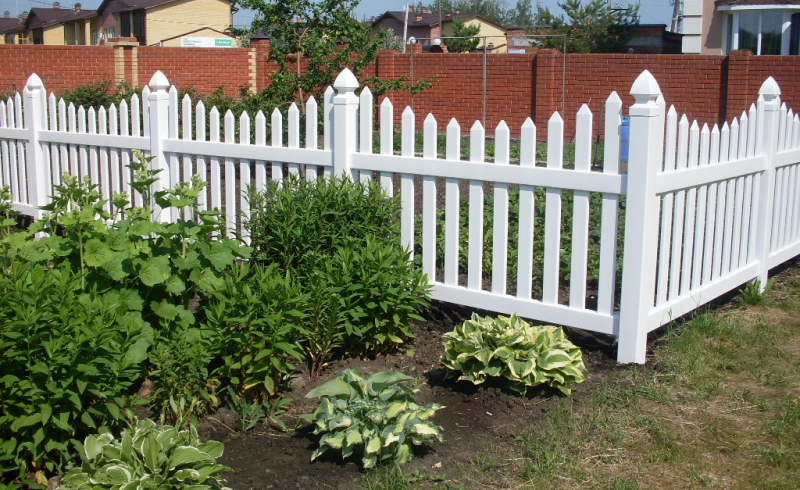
left=1, top=69, right=799, bottom=364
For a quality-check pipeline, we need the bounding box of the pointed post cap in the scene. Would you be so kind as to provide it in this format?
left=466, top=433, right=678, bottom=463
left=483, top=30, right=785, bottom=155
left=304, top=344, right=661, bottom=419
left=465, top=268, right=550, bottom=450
left=25, top=73, right=43, bottom=90
left=148, top=70, right=170, bottom=91
left=630, top=70, right=661, bottom=105
left=758, top=76, right=780, bottom=101
left=333, top=68, right=359, bottom=94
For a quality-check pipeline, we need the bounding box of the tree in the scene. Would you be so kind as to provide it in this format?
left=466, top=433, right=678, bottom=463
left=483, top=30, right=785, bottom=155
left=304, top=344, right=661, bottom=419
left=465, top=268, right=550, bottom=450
left=421, top=0, right=509, bottom=25
left=507, top=0, right=535, bottom=27
left=443, top=18, right=482, bottom=53
left=232, top=0, right=381, bottom=108
left=531, top=0, right=640, bottom=53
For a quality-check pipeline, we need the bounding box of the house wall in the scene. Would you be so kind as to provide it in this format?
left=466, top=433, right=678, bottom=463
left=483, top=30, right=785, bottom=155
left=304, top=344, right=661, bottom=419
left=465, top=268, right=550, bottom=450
left=373, top=17, right=436, bottom=42
left=440, top=18, right=507, bottom=52
left=160, top=28, right=233, bottom=47
left=43, top=25, right=64, bottom=45
left=146, top=0, right=231, bottom=45
left=0, top=44, right=798, bottom=139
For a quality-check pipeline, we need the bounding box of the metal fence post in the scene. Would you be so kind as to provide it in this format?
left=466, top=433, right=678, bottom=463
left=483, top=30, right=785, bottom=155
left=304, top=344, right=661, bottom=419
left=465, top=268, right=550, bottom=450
left=147, top=71, right=171, bottom=222
left=754, top=77, right=781, bottom=290
left=332, top=68, right=359, bottom=179
left=23, top=73, right=47, bottom=218
left=617, top=70, right=665, bottom=364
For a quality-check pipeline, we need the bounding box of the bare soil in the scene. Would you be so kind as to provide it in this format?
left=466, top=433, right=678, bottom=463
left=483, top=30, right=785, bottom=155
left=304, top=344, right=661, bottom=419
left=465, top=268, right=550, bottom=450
left=195, top=300, right=624, bottom=490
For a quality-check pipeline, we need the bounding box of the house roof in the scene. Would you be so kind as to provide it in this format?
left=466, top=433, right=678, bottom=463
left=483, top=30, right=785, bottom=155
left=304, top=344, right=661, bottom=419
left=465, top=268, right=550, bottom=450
left=372, top=11, right=506, bottom=31
left=98, top=0, right=231, bottom=15
left=715, top=0, right=800, bottom=6
left=0, top=17, right=21, bottom=31
left=24, top=7, right=97, bottom=29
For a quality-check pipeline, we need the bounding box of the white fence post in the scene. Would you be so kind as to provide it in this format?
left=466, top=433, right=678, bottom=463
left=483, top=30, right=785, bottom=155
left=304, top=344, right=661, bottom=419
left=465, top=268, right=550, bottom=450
left=147, top=71, right=170, bottom=221
left=617, top=71, right=665, bottom=364
left=23, top=74, right=47, bottom=218
left=754, top=77, right=781, bottom=289
left=332, top=68, right=359, bottom=179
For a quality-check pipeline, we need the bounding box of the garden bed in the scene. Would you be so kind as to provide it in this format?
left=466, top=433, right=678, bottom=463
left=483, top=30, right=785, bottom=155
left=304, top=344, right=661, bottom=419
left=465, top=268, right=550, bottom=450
left=196, top=300, right=622, bottom=490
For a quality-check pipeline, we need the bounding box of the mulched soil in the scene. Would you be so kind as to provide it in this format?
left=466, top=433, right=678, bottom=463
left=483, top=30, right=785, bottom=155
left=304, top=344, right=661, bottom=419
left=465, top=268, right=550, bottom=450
left=195, top=300, right=624, bottom=490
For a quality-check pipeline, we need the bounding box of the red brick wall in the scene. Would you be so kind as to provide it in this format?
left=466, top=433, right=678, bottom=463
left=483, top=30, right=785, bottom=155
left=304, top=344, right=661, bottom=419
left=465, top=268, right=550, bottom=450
left=1, top=44, right=798, bottom=142
left=0, top=45, right=115, bottom=95
left=136, top=47, right=252, bottom=96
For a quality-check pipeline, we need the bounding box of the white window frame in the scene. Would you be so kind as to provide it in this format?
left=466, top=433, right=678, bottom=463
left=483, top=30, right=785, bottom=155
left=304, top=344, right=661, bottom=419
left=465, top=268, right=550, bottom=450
left=720, top=6, right=800, bottom=55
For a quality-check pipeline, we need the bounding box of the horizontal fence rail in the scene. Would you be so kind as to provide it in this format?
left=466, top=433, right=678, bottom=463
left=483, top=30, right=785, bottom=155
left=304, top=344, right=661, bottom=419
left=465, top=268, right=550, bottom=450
left=2, top=69, right=799, bottom=364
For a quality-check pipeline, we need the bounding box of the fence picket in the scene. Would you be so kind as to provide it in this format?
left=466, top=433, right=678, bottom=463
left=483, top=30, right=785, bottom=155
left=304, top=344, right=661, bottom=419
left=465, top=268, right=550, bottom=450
left=657, top=106, right=678, bottom=305
left=168, top=88, right=179, bottom=221
left=181, top=95, right=193, bottom=201
left=680, top=120, right=699, bottom=295
left=98, top=107, right=111, bottom=211
left=731, top=112, right=748, bottom=269
left=78, top=106, right=89, bottom=181
left=691, top=124, right=710, bottom=291
left=240, top=111, right=251, bottom=242
left=271, top=108, right=283, bottom=183
left=358, top=88, right=373, bottom=184
left=108, top=105, right=120, bottom=200
left=721, top=118, right=739, bottom=275
left=254, top=110, right=267, bottom=192
left=444, top=118, right=461, bottom=286
left=542, top=113, right=563, bottom=305
left=209, top=107, right=222, bottom=225
left=306, top=97, right=318, bottom=180
left=58, top=98, right=69, bottom=188
left=516, top=118, right=536, bottom=301
left=323, top=87, right=334, bottom=179
left=422, top=114, right=437, bottom=280
left=48, top=94, right=60, bottom=188
left=196, top=101, right=207, bottom=211
left=492, top=121, right=510, bottom=295
left=288, top=103, right=300, bottom=176
left=401, top=107, right=415, bottom=259
left=597, top=94, right=621, bottom=313
left=379, top=98, right=393, bottom=195
left=702, top=125, right=720, bottom=284
left=668, top=115, right=689, bottom=300
left=119, top=99, right=134, bottom=206
left=468, top=120, right=485, bottom=291
left=0, top=102, right=8, bottom=189
left=569, top=105, right=592, bottom=308
left=224, top=110, right=236, bottom=236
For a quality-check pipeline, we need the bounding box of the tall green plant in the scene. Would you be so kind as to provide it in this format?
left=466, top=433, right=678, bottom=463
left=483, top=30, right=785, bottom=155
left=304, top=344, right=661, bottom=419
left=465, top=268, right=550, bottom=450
left=0, top=262, right=152, bottom=480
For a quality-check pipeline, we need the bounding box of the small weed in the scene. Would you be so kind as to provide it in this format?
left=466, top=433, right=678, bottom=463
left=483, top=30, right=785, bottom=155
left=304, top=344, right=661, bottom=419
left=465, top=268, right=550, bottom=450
left=738, top=278, right=776, bottom=306
left=611, top=477, right=638, bottom=490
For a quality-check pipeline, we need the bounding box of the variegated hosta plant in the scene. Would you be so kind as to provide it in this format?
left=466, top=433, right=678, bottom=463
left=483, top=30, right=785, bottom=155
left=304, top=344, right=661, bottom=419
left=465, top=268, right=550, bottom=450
left=305, top=369, right=444, bottom=469
left=441, top=313, right=586, bottom=395
left=58, top=419, right=230, bottom=490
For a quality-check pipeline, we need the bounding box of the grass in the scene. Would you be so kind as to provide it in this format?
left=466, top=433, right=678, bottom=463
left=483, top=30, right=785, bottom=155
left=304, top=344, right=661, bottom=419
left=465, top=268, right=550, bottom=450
left=361, top=263, right=800, bottom=489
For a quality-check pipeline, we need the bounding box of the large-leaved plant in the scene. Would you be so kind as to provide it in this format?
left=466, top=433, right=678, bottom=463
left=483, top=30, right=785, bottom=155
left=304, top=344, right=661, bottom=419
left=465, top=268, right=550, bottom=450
left=59, top=419, right=230, bottom=490
left=305, top=369, right=444, bottom=469
left=441, top=314, right=587, bottom=395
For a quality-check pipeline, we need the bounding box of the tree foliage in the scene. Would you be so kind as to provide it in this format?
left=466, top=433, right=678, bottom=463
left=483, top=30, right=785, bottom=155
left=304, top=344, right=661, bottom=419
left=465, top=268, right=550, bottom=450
left=531, top=0, right=640, bottom=53
left=444, top=18, right=482, bottom=53
left=414, top=0, right=509, bottom=24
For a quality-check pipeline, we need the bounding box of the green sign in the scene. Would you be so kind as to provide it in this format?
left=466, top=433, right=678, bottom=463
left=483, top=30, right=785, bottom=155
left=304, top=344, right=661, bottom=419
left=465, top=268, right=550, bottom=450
left=215, top=39, right=232, bottom=47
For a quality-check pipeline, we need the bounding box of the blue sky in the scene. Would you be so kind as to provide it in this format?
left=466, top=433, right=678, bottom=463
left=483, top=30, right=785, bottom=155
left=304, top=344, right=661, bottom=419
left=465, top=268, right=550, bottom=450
left=0, top=0, right=676, bottom=29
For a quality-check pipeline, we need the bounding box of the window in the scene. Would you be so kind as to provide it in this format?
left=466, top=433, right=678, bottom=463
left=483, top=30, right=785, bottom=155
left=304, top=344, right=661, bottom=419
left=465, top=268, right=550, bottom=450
left=32, top=28, right=43, bottom=45
left=725, top=9, right=800, bottom=55
left=105, top=27, right=116, bottom=39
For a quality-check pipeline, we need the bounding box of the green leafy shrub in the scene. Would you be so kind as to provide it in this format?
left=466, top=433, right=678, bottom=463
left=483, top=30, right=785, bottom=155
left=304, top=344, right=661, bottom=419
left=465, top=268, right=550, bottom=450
left=324, top=237, right=431, bottom=358
left=59, top=420, right=230, bottom=490
left=0, top=262, right=152, bottom=479
left=245, top=176, right=431, bottom=365
left=246, top=176, right=400, bottom=272
left=204, top=262, right=307, bottom=401
left=441, top=314, right=586, bottom=395
left=305, top=370, right=444, bottom=469
left=60, top=80, right=140, bottom=111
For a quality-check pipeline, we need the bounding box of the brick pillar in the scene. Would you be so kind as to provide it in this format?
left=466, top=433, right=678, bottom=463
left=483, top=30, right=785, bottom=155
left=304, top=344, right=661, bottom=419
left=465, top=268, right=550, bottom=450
left=724, top=49, right=752, bottom=122
left=535, top=49, right=560, bottom=140
left=250, top=35, right=270, bottom=92
left=108, top=37, right=140, bottom=88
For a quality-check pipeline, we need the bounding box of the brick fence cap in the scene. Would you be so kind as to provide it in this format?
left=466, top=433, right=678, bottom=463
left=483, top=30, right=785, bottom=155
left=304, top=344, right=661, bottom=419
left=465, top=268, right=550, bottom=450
left=250, top=34, right=270, bottom=40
